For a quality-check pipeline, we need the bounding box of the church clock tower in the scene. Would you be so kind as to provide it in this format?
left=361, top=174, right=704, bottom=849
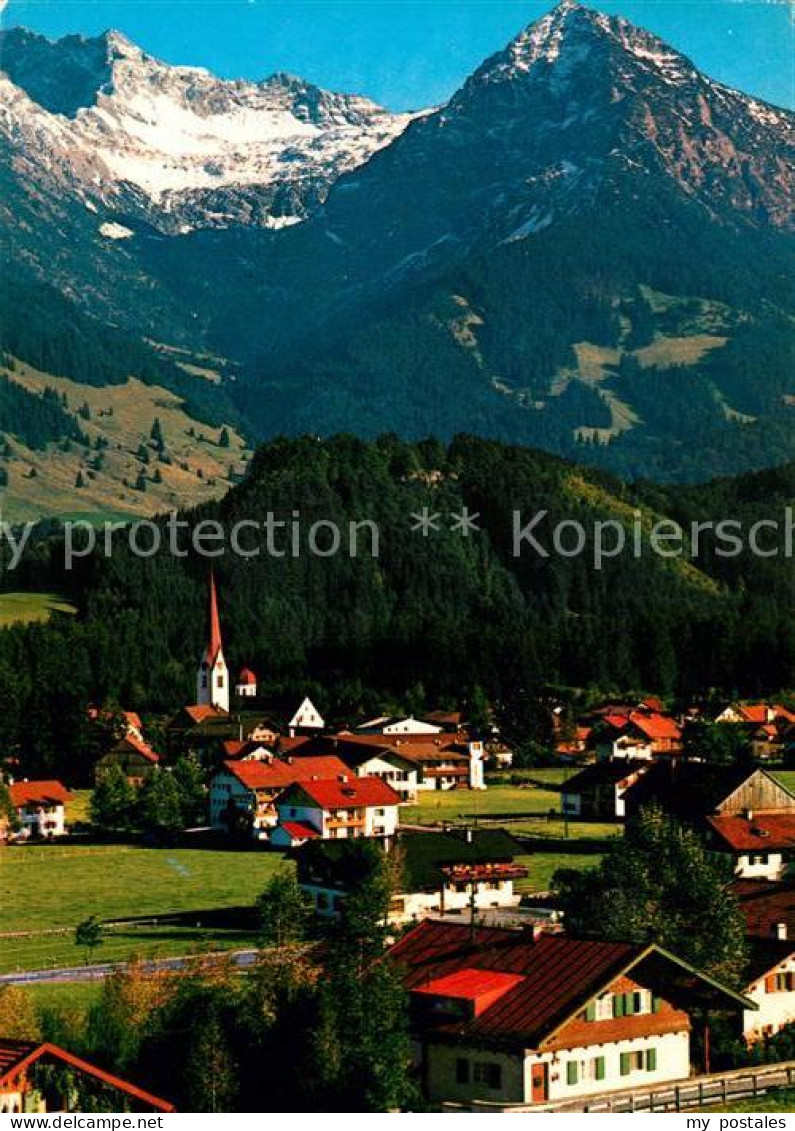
left=197, top=570, right=230, bottom=713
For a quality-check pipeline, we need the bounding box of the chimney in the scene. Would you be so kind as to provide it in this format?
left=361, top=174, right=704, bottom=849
left=776, top=922, right=788, bottom=940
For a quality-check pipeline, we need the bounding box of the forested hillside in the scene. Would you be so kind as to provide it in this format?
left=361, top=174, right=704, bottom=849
left=238, top=202, right=795, bottom=482
left=2, top=435, right=794, bottom=780
left=0, top=376, right=87, bottom=451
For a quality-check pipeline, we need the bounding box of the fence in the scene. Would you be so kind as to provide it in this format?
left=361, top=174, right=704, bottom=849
left=442, top=1059, right=795, bottom=1113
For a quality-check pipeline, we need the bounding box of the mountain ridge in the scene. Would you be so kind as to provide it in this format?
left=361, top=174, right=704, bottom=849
left=0, top=1, right=793, bottom=500
left=0, top=23, right=416, bottom=233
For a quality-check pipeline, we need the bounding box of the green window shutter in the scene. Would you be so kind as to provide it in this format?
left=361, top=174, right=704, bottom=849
left=620, top=1053, right=631, bottom=1076
left=613, top=994, right=625, bottom=1018
left=651, top=994, right=662, bottom=1014
left=647, top=1048, right=657, bottom=1072
left=625, top=992, right=636, bottom=1016
left=595, top=1057, right=606, bottom=1081
left=567, top=1062, right=578, bottom=1086
left=585, top=1001, right=596, bottom=1022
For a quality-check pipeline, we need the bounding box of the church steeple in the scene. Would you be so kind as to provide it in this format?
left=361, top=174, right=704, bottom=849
left=205, top=568, right=223, bottom=667
left=197, top=569, right=230, bottom=712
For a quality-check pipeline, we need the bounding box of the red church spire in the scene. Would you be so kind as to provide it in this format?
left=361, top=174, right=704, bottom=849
left=205, top=569, right=223, bottom=665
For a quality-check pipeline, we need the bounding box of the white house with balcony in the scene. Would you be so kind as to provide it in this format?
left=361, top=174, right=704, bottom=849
left=7, top=780, right=71, bottom=840
left=390, top=921, right=754, bottom=1109
left=297, top=828, right=528, bottom=924
left=208, top=754, right=350, bottom=840
left=742, top=939, right=795, bottom=1044
left=271, top=774, right=401, bottom=848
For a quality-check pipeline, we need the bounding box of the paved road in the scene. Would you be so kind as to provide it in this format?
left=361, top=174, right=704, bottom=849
left=0, top=948, right=261, bottom=985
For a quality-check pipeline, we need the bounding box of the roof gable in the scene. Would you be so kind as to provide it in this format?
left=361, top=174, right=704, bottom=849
left=8, top=780, right=71, bottom=808
left=218, top=754, right=349, bottom=791
left=717, top=768, right=795, bottom=815
left=390, top=921, right=753, bottom=1050
left=0, top=1040, right=174, bottom=1112
left=278, top=775, right=401, bottom=809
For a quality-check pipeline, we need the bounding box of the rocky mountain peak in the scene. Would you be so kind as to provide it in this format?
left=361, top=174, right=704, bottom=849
left=0, top=25, right=415, bottom=232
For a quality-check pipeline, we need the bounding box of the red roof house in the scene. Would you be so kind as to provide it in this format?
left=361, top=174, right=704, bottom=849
left=388, top=920, right=752, bottom=1108
left=94, top=733, right=159, bottom=786
left=209, top=754, right=351, bottom=838
left=0, top=1039, right=174, bottom=1113
left=6, top=781, right=71, bottom=840
left=272, top=774, right=401, bottom=847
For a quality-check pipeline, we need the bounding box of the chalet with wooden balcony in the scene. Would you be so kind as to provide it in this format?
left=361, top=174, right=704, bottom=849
left=209, top=753, right=349, bottom=839
left=6, top=780, right=70, bottom=840
left=297, top=828, right=528, bottom=923
left=271, top=774, right=401, bottom=847
left=388, top=921, right=753, bottom=1108
left=625, top=764, right=795, bottom=881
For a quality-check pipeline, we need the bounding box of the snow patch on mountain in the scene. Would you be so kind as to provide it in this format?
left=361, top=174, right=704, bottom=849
left=99, top=221, right=134, bottom=239
left=0, top=28, right=417, bottom=231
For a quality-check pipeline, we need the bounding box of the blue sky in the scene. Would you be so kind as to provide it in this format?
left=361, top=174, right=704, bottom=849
left=1, top=1, right=792, bottom=110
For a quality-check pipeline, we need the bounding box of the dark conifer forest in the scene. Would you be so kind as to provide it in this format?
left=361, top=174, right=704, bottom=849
left=2, top=435, right=794, bottom=780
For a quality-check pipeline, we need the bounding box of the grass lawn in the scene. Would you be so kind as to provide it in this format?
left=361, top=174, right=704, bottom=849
left=65, top=790, right=92, bottom=826
left=773, top=771, right=795, bottom=796
left=403, top=784, right=619, bottom=846
left=0, top=592, right=77, bottom=627
left=18, top=981, right=103, bottom=1035
left=0, top=844, right=289, bottom=973
left=698, top=1088, right=795, bottom=1112
left=403, top=784, right=565, bottom=824
left=515, top=852, right=601, bottom=895
left=500, top=818, right=618, bottom=841
left=487, top=768, right=570, bottom=787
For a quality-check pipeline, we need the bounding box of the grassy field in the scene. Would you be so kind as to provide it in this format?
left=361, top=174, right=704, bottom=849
left=404, top=783, right=565, bottom=824
left=18, top=982, right=103, bottom=1035
left=515, top=852, right=600, bottom=895
left=774, top=771, right=795, bottom=795
left=65, top=790, right=92, bottom=826
left=2, top=356, right=249, bottom=522
left=0, top=844, right=288, bottom=973
left=404, top=780, right=618, bottom=843
left=0, top=592, right=77, bottom=627
left=699, top=1087, right=795, bottom=1112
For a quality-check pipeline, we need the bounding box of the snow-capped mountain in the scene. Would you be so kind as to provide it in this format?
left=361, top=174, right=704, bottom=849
left=0, top=26, right=415, bottom=233
left=155, top=0, right=790, bottom=371
left=1, top=1, right=794, bottom=490
left=296, top=0, right=793, bottom=285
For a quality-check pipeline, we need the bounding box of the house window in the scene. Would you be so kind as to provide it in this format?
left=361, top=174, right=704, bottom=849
left=473, top=1062, right=502, bottom=1089
left=570, top=1057, right=605, bottom=1083
left=770, top=972, right=795, bottom=992
left=316, top=893, right=330, bottom=910
left=620, top=1048, right=657, bottom=1075
left=456, top=1058, right=469, bottom=1085
left=612, top=990, right=648, bottom=1018
left=217, top=674, right=224, bottom=688
left=750, top=854, right=769, bottom=866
